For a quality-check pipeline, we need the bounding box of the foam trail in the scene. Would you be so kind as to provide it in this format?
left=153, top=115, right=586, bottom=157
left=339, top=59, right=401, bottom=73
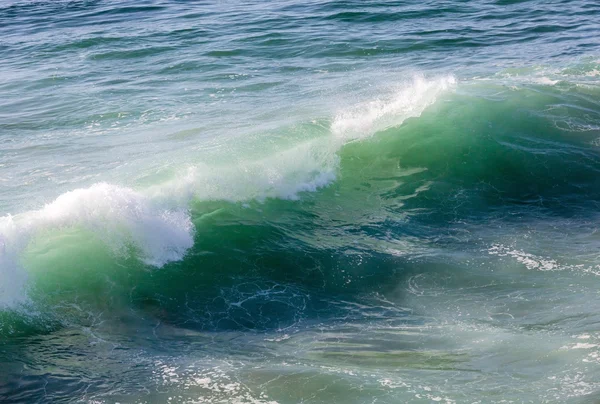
left=0, top=74, right=455, bottom=310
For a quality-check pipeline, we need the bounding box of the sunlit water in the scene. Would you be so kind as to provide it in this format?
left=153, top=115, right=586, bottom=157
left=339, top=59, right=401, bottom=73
left=2, top=1, right=600, bottom=402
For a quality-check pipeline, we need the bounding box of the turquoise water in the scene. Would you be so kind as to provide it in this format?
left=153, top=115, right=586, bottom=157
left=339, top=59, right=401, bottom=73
left=2, top=0, right=600, bottom=402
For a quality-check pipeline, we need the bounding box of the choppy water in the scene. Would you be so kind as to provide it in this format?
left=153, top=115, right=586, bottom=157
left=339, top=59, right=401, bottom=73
left=2, top=1, right=600, bottom=402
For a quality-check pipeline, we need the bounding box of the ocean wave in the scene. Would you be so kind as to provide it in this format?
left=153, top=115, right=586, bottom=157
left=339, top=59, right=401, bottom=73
left=0, top=74, right=456, bottom=310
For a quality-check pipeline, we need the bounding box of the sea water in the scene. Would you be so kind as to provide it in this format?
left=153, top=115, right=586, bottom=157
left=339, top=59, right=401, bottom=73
left=1, top=1, right=600, bottom=402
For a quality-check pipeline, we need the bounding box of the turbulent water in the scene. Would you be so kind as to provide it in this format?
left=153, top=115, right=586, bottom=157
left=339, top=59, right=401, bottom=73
left=1, top=0, right=600, bottom=402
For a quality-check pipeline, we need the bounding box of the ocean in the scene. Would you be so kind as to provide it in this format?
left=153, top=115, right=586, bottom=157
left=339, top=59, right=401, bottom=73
left=1, top=0, right=600, bottom=402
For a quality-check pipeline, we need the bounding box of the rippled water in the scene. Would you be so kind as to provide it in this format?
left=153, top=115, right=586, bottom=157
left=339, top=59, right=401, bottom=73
left=2, top=1, right=600, bottom=403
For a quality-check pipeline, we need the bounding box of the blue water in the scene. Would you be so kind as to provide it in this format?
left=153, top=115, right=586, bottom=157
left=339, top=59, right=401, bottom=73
left=2, top=1, right=600, bottom=402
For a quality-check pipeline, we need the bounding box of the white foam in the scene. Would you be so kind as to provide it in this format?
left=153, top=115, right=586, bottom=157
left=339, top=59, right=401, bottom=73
left=572, top=343, right=598, bottom=350
left=488, top=244, right=559, bottom=271
left=0, top=183, right=194, bottom=309
left=534, top=77, right=559, bottom=85
left=488, top=244, right=600, bottom=276
left=331, top=75, right=456, bottom=141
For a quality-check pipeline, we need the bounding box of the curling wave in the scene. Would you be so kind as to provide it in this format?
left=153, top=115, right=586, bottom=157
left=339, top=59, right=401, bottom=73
left=0, top=75, right=457, bottom=310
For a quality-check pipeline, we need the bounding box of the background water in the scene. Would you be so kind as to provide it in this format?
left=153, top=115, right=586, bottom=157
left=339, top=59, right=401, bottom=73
left=1, top=0, right=600, bottom=402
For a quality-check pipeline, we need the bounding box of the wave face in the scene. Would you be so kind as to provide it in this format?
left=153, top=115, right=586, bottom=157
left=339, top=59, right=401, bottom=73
left=2, top=1, right=600, bottom=403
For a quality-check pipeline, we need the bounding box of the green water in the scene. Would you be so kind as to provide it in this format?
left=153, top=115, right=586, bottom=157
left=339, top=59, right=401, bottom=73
left=2, top=1, right=600, bottom=402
